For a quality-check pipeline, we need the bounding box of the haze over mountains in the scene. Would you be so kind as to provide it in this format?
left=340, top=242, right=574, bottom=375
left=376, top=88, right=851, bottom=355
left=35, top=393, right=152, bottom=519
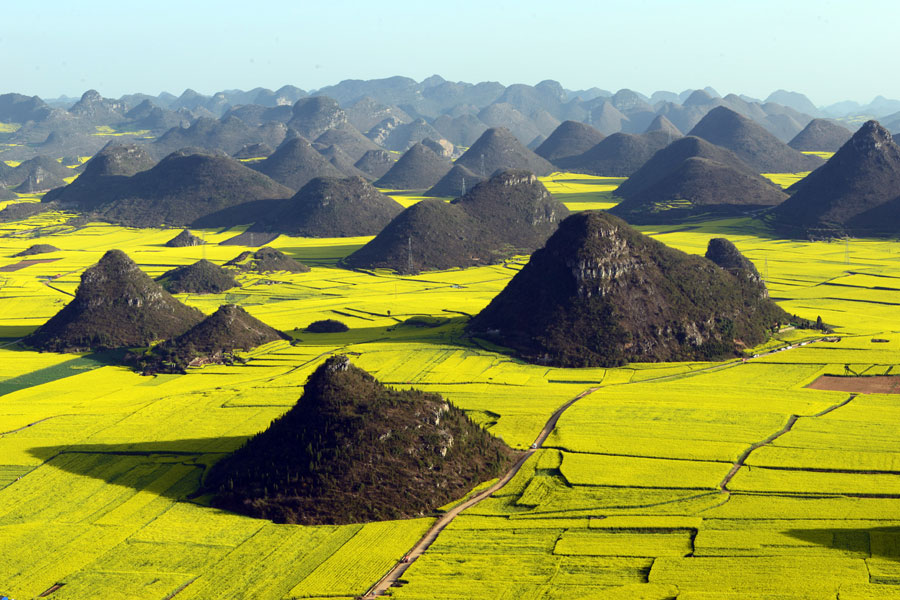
left=3, top=77, right=892, bottom=171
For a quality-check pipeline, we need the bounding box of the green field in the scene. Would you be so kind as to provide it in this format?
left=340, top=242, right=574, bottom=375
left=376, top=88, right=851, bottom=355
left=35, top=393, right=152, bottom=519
left=1, top=173, right=900, bottom=599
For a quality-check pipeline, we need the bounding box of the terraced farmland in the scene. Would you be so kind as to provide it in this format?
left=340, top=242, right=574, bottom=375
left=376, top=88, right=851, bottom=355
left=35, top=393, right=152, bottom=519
left=2, top=173, right=900, bottom=599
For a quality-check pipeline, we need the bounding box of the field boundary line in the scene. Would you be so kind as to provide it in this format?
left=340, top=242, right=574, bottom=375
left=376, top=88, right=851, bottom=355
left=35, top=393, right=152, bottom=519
left=361, top=386, right=600, bottom=598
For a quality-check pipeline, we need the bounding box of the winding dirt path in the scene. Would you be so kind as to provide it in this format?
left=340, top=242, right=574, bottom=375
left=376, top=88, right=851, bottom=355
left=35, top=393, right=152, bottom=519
left=362, top=386, right=600, bottom=597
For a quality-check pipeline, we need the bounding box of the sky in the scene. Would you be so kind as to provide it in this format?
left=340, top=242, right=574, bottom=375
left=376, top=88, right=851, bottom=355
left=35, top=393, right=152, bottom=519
left=2, top=0, right=897, bottom=106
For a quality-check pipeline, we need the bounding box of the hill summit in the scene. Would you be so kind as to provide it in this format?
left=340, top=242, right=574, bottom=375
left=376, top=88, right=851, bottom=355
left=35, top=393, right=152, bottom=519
left=135, top=304, right=287, bottom=374
left=204, top=355, right=515, bottom=524
left=24, top=250, right=203, bottom=352
left=455, top=127, right=554, bottom=177
left=225, top=247, right=310, bottom=273
left=469, top=211, right=788, bottom=367
left=345, top=169, right=569, bottom=273
left=788, top=118, right=853, bottom=152
left=771, top=120, right=900, bottom=236
left=156, top=259, right=238, bottom=294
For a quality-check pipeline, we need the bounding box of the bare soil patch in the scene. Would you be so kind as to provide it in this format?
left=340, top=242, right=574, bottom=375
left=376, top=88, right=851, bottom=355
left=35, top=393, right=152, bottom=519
left=807, top=375, right=900, bottom=394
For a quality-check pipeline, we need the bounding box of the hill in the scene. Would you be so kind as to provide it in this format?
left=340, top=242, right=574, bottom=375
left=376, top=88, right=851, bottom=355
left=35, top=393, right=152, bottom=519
left=688, top=106, right=823, bottom=172
left=165, top=229, right=205, bottom=247
left=611, top=136, right=788, bottom=223
left=534, top=120, right=606, bottom=163
left=287, top=96, right=347, bottom=140
left=468, top=211, right=789, bottom=367
left=251, top=176, right=403, bottom=237
left=455, top=127, right=554, bottom=177
left=644, top=114, right=682, bottom=137
left=313, top=122, right=380, bottom=161
left=13, top=244, right=60, bottom=257
left=156, top=259, right=239, bottom=294
left=43, top=143, right=157, bottom=209
left=424, top=164, right=484, bottom=197
left=204, top=355, right=515, bottom=524
left=24, top=250, right=203, bottom=352
left=1, top=156, right=70, bottom=189
left=135, top=304, right=287, bottom=374
left=354, top=149, right=396, bottom=179
left=76, top=150, right=292, bottom=227
left=555, top=130, right=673, bottom=176
left=374, top=142, right=452, bottom=189
left=250, top=137, right=344, bottom=191
left=345, top=169, right=568, bottom=273
left=225, top=247, right=310, bottom=273
left=771, top=120, right=900, bottom=236
left=787, top=118, right=853, bottom=151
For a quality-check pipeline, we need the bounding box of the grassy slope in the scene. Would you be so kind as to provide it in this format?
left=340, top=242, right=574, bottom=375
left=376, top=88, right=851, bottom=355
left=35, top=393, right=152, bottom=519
left=1, top=174, right=900, bottom=599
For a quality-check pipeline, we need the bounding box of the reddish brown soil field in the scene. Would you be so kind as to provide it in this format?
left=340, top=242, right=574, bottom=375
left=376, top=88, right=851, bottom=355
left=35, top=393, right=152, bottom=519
left=0, top=258, right=61, bottom=272
left=807, top=375, right=900, bottom=394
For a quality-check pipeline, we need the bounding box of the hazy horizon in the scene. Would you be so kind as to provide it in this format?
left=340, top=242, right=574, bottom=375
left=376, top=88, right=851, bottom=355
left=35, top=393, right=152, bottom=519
left=5, top=0, right=898, bottom=107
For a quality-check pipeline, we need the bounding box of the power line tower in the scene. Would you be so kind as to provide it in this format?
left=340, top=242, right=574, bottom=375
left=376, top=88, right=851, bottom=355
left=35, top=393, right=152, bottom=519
left=460, top=176, right=466, bottom=197
left=845, top=237, right=850, bottom=265
left=407, top=236, right=413, bottom=274
left=480, top=153, right=485, bottom=177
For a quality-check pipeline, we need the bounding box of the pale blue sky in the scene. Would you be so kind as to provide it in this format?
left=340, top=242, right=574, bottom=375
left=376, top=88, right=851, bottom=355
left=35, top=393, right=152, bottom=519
left=2, top=0, right=895, bottom=106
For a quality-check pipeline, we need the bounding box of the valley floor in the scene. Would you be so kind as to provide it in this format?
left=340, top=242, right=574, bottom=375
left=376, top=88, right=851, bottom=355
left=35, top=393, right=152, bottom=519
left=1, top=176, right=899, bottom=599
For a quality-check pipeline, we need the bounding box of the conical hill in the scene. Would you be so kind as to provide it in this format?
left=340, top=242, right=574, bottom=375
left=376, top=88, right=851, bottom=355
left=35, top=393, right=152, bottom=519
left=253, top=176, right=404, bottom=237
left=251, top=137, right=344, bottom=191
left=137, top=304, right=287, bottom=373
left=468, top=211, right=789, bottom=367
left=374, top=143, right=452, bottom=190
left=788, top=118, right=853, bottom=152
left=455, top=127, right=554, bottom=177
left=687, top=106, right=823, bottom=172
left=555, top=130, right=673, bottom=176
left=225, top=247, right=310, bottom=273
left=204, top=355, right=515, bottom=524
left=424, top=164, right=484, bottom=197
left=165, top=229, right=205, bottom=247
left=24, top=250, right=204, bottom=352
left=534, top=120, right=606, bottom=163
left=345, top=169, right=569, bottom=273
left=771, top=120, right=900, bottom=236
left=611, top=136, right=787, bottom=223
left=156, top=259, right=238, bottom=294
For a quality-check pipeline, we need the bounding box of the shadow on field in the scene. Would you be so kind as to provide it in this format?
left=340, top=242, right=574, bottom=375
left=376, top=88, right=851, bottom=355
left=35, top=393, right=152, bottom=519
left=786, top=526, right=900, bottom=562
left=26, top=436, right=250, bottom=500
left=0, top=324, right=38, bottom=341
left=0, top=348, right=127, bottom=398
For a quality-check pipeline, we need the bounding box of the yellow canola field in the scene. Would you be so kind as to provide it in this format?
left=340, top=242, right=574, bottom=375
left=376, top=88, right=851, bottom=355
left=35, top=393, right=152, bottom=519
left=1, top=172, right=900, bottom=598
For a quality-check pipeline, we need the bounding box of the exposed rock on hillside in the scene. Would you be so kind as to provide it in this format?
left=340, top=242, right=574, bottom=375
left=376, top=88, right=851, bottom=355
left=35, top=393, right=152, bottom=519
left=469, top=211, right=789, bottom=366
left=24, top=249, right=203, bottom=352
left=204, top=355, right=515, bottom=524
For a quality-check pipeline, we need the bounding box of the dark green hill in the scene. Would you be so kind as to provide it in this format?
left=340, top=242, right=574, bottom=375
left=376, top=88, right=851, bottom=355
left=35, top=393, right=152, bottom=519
left=313, top=122, right=380, bottom=161
left=287, top=96, right=348, bottom=140
left=252, top=176, right=404, bottom=237
left=165, top=229, right=205, bottom=247
left=374, top=143, right=452, bottom=190
left=0, top=183, right=15, bottom=201
left=204, top=355, right=515, bottom=524
left=43, top=143, right=157, bottom=210
left=345, top=169, right=569, bottom=273
left=250, top=137, right=344, bottom=191
left=611, top=136, right=787, bottom=223
left=788, top=118, right=853, bottom=152
left=468, top=211, right=789, bottom=367
left=315, top=144, right=370, bottom=179
left=688, top=106, right=823, bottom=172
left=771, top=120, right=900, bottom=236
left=1, top=156, right=70, bottom=189
left=14, top=167, right=66, bottom=193
left=156, top=259, right=238, bottom=294
left=555, top=130, right=673, bottom=176
left=136, top=304, right=287, bottom=374
left=455, top=127, right=554, bottom=177
left=92, top=151, right=292, bottom=227
left=225, top=247, right=310, bottom=273
left=24, top=250, right=203, bottom=352
left=424, top=164, right=484, bottom=197
left=644, top=114, right=683, bottom=136
left=354, top=149, right=396, bottom=179
left=534, top=120, right=606, bottom=163
left=13, top=244, right=60, bottom=257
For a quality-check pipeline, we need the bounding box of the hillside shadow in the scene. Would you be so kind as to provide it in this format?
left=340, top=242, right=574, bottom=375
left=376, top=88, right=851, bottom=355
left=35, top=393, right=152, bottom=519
left=26, top=436, right=249, bottom=500
left=786, top=526, right=900, bottom=562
